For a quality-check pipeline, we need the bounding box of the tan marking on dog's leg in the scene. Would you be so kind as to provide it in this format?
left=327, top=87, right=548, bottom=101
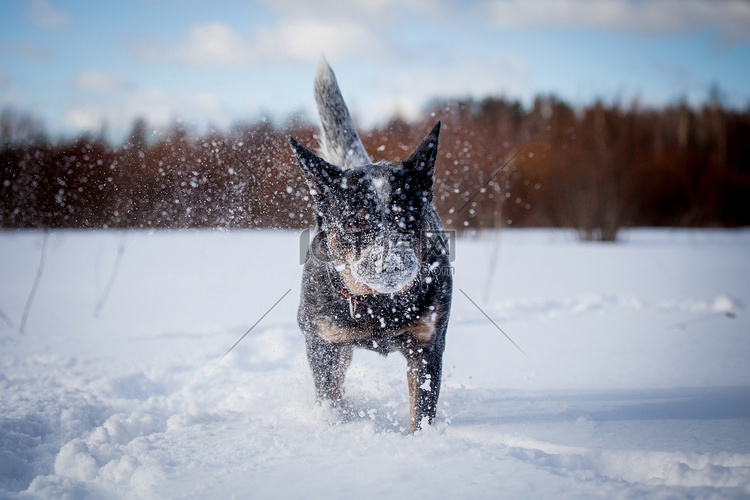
left=330, top=344, right=353, bottom=402
left=395, top=307, right=441, bottom=344
left=314, top=319, right=347, bottom=342
left=406, top=358, right=421, bottom=433
left=314, top=318, right=370, bottom=343
left=411, top=310, right=439, bottom=344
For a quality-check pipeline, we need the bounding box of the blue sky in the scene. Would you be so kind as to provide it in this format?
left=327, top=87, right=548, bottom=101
left=1, top=0, right=749, bottom=141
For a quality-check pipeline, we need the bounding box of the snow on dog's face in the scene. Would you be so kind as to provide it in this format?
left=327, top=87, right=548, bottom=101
left=291, top=123, right=440, bottom=294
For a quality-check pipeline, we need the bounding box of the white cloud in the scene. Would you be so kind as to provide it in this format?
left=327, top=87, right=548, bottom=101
left=170, top=23, right=251, bottom=65
left=74, top=72, right=131, bottom=93
left=487, top=0, right=750, bottom=41
left=258, top=0, right=442, bottom=19
left=274, top=19, right=370, bottom=60
left=65, top=108, right=102, bottom=131
left=65, top=89, right=229, bottom=138
left=366, top=96, right=423, bottom=123
left=25, top=0, right=71, bottom=29
left=357, top=53, right=533, bottom=127
left=137, top=19, right=374, bottom=66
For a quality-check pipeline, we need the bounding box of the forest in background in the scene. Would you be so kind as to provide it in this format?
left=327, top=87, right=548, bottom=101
left=1, top=94, right=749, bottom=240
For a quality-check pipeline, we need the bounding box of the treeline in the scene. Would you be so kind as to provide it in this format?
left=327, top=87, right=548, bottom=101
left=1, top=96, right=749, bottom=239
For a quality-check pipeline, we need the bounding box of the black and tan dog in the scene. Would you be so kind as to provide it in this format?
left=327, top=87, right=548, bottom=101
left=290, top=58, right=452, bottom=433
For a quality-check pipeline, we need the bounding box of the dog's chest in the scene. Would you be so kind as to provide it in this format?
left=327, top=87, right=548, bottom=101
left=313, top=300, right=441, bottom=346
left=309, top=276, right=439, bottom=340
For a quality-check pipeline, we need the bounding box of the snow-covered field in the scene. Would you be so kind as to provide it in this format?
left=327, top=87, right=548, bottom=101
left=1, top=229, right=749, bottom=499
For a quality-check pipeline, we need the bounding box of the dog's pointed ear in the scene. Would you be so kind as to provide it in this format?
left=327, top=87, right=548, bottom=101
left=403, top=121, right=440, bottom=193
left=290, top=137, right=341, bottom=194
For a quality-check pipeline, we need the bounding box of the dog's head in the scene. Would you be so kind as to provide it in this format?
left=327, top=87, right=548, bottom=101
left=291, top=122, right=440, bottom=294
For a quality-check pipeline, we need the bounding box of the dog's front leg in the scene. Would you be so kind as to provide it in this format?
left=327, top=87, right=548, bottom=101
left=404, top=344, right=443, bottom=433
left=305, top=334, right=353, bottom=405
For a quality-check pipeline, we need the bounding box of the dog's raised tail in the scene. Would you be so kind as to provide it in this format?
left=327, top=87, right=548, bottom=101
left=314, top=55, right=371, bottom=169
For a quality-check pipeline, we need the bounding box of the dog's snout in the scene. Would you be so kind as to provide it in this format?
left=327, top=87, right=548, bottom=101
left=348, top=237, right=420, bottom=294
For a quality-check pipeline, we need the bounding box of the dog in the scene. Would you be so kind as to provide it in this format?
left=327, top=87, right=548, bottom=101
left=289, top=57, right=452, bottom=433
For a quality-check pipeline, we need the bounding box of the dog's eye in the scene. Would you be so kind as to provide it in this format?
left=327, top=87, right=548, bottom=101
left=348, top=219, right=359, bottom=228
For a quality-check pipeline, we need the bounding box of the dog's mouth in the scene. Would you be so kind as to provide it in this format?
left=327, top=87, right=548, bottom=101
left=348, top=237, right=420, bottom=294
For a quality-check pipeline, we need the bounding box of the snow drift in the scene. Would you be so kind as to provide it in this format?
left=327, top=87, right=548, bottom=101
left=1, top=229, right=749, bottom=499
